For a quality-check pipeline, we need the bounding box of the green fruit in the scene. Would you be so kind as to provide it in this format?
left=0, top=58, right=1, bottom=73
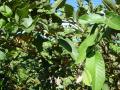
left=0, top=5, right=13, bottom=17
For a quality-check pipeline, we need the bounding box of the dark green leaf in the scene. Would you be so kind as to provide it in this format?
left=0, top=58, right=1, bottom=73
left=64, top=4, right=74, bottom=18
left=58, top=38, right=72, bottom=52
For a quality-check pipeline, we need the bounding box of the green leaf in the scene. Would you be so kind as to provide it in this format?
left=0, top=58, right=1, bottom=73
left=85, top=51, right=105, bottom=90
left=21, top=16, right=33, bottom=28
left=58, top=38, right=72, bottom=52
left=0, top=51, right=6, bottom=61
left=109, top=43, right=120, bottom=54
left=102, top=83, right=110, bottom=90
left=0, top=5, right=13, bottom=17
left=0, top=19, right=6, bottom=28
left=4, top=22, right=18, bottom=33
left=102, top=0, right=116, bottom=11
left=62, top=76, right=74, bottom=86
left=75, top=7, right=87, bottom=21
left=76, top=29, right=98, bottom=64
left=15, top=13, right=20, bottom=23
left=65, top=38, right=79, bottom=61
left=18, top=68, right=28, bottom=81
left=16, top=3, right=29, bottom=18
left=115, top=0, right=120, bottom=4
left=58, top=38, right=79, bottom=61
left=64, top=4, right=74, bottom=18
left=22, top=16, right=38, bottom=33
left=105, top=12, right=120, bottom=30
left=78, top=14, right=105, bottom=24
left=82, top=69, right=92, bottom=86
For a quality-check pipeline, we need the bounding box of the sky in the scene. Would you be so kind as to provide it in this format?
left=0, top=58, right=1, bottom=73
left=51, top=0, right=102, bottom=9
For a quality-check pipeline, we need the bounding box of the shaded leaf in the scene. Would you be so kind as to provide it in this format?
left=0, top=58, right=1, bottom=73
left=65, top=38, right=79, bottom=61
left=58, top=38, right=72, bottom=52
left=64, top=4, right=74, bottom=18
left=0, top=19, right=6, bottom=28
left=0, top=51, right=6, bottom=61
left=16, top=3, right=29, bottom=18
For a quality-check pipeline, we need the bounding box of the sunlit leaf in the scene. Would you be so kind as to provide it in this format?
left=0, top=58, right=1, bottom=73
left=102, top=83, right=110, bottom=90
left=78, top=14, right=105, bottom=24
left=76, top=29, right=98, bottom=64
left=105, top=12, right=120, bottom=30
left=21, top=16, right=33, bottom=28
left=0, top=5, right=13, bottom=17
left=17, top=68, right=28, bottom=81
left=85, top=51, right=105, bottom=90
left=82, top=69, right=92, bottom=86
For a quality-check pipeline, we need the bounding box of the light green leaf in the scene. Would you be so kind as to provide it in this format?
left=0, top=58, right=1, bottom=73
left=0, top=5, right=13, bottom=17
left=109, top=43, right=120, bottom=54
left=21, top=16, right=33, bottom=28
left=18, top=68, right=28, bottom=81
left=82, top=69, right=92, bottom=86
left=0, top=51, right=6, bottom=61
left=105, top=12, right=120, bottom=30
left=62, top=76, right=74, bottom=86
left=76, top=29, right=98, bottom=64
left=79, top=12, right=120, bottom=30
left=85, top=51, right=105, bottom=90
left=79, top=14, right=105, bottom=24
left=102, top=83, right=110, bottom=90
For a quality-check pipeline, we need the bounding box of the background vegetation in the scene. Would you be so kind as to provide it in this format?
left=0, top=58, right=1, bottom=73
left=0, top=0, right=120, bottom=90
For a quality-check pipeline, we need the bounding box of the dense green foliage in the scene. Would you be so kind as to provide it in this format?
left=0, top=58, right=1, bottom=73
left=0, top=0, right=120, bottom=90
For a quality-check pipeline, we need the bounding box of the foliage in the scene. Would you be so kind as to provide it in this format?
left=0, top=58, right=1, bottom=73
left=0, top=0, right=120, bottom=90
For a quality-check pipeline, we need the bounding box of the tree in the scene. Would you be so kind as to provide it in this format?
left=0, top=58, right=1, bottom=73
left=0, top=0, right=120, bottom=89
